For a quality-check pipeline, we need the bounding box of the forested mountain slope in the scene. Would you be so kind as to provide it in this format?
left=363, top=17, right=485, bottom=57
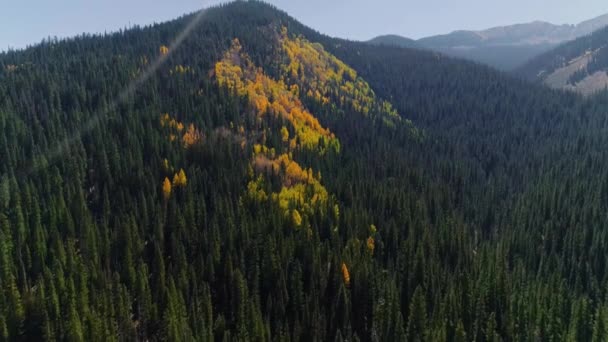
left=368, top=35, right=419, bottom=49
left=2, top=1, right=608, bottom=341
left=517, top=25, right=608, bottom=95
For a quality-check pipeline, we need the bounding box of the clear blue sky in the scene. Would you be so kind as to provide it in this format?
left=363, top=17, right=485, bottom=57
left=2, top=0, right=607, bottom=51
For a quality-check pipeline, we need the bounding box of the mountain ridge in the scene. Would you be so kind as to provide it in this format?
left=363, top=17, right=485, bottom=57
left=369, top=12, right=608, bottom=70
left=516, top=25, right=608, bottom=95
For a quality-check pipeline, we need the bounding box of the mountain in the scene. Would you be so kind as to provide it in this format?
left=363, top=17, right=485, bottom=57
left=517, top=25, right=608, bottom=95
left=370, top=13, right=608, bottom=70
left=368, top=34, right=419, bottom=48
left=4, top=1, right=608, bottom=340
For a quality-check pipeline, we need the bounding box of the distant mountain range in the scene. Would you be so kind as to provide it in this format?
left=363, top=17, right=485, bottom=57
left=516, top=25, right=608, bottom=95
left=369, top=13, right=608, bottom=70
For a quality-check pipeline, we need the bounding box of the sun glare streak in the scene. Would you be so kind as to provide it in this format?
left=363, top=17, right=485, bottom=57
left=19, top=6, right=211, bottom=177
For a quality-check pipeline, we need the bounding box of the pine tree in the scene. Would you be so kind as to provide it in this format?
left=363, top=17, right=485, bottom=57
left=406, top=286, right=427, bottom=341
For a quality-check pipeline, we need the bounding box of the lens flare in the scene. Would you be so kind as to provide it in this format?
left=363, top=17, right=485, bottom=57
left=18, top=6, right=211, bottom=178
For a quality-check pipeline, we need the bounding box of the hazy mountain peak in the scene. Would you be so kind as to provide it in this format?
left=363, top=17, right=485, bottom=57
left=517, top=24, right=608, bottom=96
left=573, top=12, right=608, bottom=36
left=370, top=12, right=608, bottom=70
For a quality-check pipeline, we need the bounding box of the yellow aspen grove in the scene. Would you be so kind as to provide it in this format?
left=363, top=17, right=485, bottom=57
left=341, top=263, right=350, bottom=287
left=162, top=177, right=172, bottom=200
left=214, top=39, right=337, bottom=152
left=160, top=45, right=169, bottom=56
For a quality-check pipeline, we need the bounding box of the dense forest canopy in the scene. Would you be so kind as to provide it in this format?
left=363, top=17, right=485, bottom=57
left=2, top=1, right=608, bottom=341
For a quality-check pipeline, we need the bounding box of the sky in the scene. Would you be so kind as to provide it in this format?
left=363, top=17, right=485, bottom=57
left=1, top=0, right=607, bottom=51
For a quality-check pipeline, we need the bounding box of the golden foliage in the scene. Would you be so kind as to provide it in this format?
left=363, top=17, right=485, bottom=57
left=341, top=263, right=351, bottom=287
left=281, top=126, right=289, bottom=143
left=182, top=124, right=202, bottom=148
left=249, top=152, right=329, bottom=220
left=161, top=114, right=202, bottom=148
left=254, top=153, right=316, bottom=187
left=172, top=169, right=187, bottom=188
left=279, top=28, right=402, bottom=127
left=160, top=45, right=169, bottom=56
left=214, top=36, right=346, bottom=230
left=246, top=176, right=268, bottom=202
left=370, top=224, right=377, bottom=235
left=366, top=237, right=375, bottom=255
left=160, top=113, right=183, bottom=130
left=162, top=177, right=172, bottom=200
left=170, top=65, right=192, bottom=75
left=292, top=209, right=303, bottom=227
left=178, top=169, right=187, bottom=186
left=215, top=39, right=337, bottom=152
left=160, top=113, right=170, bottom=127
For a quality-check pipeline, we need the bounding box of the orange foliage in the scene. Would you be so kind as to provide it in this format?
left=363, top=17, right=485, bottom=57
left=162, top=177, right=172, bottom=200
left=215, top=39, right=337, bottom=152
left=161, top=114, right=202, bottom=148
left=289, top=138, right=297, bottom=151
left=250, top=152, right=329, bottom=219
left=366, top=237, right=375, bottom=255
left=253, top=153, right=311, bottom=186
left=215, top=37, right=342, bottom=229
left=341, top=263, right=351, bottom=287
left=182, top=124, right=202, bottom=148
left=172, top=169, right=187, bottom=188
